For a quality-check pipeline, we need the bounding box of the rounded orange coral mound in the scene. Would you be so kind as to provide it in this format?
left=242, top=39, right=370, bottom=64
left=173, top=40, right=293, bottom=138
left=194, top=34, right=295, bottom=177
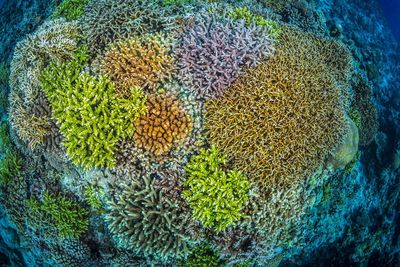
left=134, top=93, right=192, bottom=156
left=205, top=27, right=352, bottom=187
left=102, top=35, right=175, bottom=98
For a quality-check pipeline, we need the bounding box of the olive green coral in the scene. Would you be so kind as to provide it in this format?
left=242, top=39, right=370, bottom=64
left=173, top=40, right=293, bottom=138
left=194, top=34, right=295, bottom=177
left=0, top=122, right=22, bottom=185
left=182, top=146, right=251, bottom=232
left=40, top=48, right=147, bottom=169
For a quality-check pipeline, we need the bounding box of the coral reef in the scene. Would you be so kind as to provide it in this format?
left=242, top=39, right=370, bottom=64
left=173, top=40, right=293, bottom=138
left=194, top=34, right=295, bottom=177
left=101, top=34, right=175, bottom=97
left=134, top=93, right=193, bottom=157
left=176, top=12, right=275, bottom=99
left=205, top=27, right=351, bottom=187
left=183, top=146, right=251, bottom=232
left=106, top=175, right=191, bottom=260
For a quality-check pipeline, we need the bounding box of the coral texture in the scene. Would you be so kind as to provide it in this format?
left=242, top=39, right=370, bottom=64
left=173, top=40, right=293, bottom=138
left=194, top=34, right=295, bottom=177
left=80, top=0, right=167, bottom=54
left=205, top=27, right=351, bottom=187
left=106, top=175, right=190, bottom=260
left=176, top=13, right=275, bottom=99
left=102, top=35, right=175, bottom=98
left=52, top=0, right=89, bottom=21
left=182, top=146, right=251, bottom=232
left=134, top=93, right=192, bottom=157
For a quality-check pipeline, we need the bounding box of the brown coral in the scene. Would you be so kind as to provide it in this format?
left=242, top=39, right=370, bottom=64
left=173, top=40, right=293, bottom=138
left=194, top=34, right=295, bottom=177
left=134, top=93, right=192, bottom=157
left=205, top=27, right=351, bottom=187
left=102, top=35, right=175, bottom=98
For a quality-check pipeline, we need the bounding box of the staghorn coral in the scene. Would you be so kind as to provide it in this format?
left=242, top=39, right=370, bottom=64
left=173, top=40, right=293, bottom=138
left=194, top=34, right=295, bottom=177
left=0, top=122, right=22, bottom=186
left=106, top=175, right=190, bottom=260
left=176, top=12, right=275, bottom=99
left=134, top=93, right=193, bottom=157
left=205, top=26, right=351, bottom=187
left=9, top=19, right=79, bottom=150
left=351, top=76, right=379, bottom=146
left=80, top=0, right=168, bottom=54
left=41, top=48, right=147, bottom=169
left=182, top=146, right=251, bottom=232
left=101, top=35, right=175, bottom=98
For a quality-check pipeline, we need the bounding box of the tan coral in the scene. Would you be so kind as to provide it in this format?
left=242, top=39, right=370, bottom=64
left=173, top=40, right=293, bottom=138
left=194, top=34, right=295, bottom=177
left=205, top=26, right=352, bottom=188
left=102, top=35, right=175, bottom=98
left=134, top=93, right=192, bottom=157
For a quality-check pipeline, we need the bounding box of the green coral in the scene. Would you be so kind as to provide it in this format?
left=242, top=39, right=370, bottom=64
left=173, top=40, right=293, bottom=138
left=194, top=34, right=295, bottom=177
left=228, top=7, right=281, bottom=39
left=163, top=0, right=192, bottom=5
left=52, top=0, right=89, bottom=20
left=84, top=185, right=105, bottom=213
left=182, top=146, right=251, bottom=232
left=40, top=47, right=147, bottom=169
left=0, top=123, right=22, bottom=186
left=28, top=192, right=89, bottom=238
left=0, top=61, right=9, bottom=85
left=179, top=244, right=224, bottom=267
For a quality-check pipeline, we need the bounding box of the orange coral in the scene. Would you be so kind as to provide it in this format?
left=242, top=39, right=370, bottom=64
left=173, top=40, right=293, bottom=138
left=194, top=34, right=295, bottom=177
left=102, top=35, right=175, bottom=98
left=205, top=26, right=351, bottom=188
left=134, top=93, right=192, bottom=156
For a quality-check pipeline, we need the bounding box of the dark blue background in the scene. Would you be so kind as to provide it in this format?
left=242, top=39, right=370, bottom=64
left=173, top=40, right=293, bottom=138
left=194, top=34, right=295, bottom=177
left=378, top=0, right=400, bottom=41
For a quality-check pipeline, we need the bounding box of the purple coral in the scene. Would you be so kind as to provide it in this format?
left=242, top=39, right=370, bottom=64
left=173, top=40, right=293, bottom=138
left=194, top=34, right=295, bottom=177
left=176, top=13, right=275, bottom=99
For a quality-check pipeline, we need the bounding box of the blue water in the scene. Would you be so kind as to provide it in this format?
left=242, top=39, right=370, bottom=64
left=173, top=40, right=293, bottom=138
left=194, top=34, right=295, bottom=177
left=378, top=0, right=400, bottom=41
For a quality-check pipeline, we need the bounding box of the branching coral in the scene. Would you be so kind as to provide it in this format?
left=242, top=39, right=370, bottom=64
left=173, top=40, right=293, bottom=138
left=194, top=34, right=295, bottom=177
left=134, top=93, right=192, bottom=157
left=0, top=122, right=22, bottom=185
left=52, top=0, right=89, bottom=21
left=28, top=192, right=89, bottom=238
left=182, top=146, right=251, bottom=232
left=41, top=48, right=147, bottom=169
left=178, top=244, right=224, bottom=266
left=106, top=175, right=190, bottom=259
left=80, top=0, right=168, bottom=54
left=205, top=27, right=351, bottom=187
left=102, top=35, right=175, bottom=98
left=9, top=19, right=80, bottom=150
left=176, top=13, right=275, bottom=99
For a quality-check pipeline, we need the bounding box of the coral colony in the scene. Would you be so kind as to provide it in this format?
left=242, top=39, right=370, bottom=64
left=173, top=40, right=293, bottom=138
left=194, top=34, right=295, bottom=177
left=0, top=0, right=399, bottom=266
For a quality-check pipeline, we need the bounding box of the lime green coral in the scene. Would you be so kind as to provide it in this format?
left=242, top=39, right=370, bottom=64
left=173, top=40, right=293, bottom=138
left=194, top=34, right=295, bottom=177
left=182, top=146, right=251, bottom=232
left=52, top=0, right=89, bottom=20
left=228, top=7, right=281, bottom=39
left=40, top=47, right=147, bottom=169
left=84, top=185, right=105, bottom=213
left=28, top=192, right=89, bottom=238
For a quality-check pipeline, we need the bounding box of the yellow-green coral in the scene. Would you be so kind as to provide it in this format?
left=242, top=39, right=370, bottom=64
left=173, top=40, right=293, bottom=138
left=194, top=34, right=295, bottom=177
left=183, top=146, right=251, bottom=232
left=52, top=0, right=89, bottom=21
left=40, top=48, right=147, bottom=169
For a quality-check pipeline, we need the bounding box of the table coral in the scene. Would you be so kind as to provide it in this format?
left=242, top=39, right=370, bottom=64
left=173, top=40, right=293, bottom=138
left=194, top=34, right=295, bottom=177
left=102, top=35, right=175, bottom=98
left=134, top=93, right=192, bottom=157
left=205, top=27, right=351, bottom=187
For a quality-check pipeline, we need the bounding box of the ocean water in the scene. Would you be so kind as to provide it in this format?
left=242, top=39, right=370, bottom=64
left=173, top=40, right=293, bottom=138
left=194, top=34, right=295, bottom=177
left=0, top=0, right=399, bottom=266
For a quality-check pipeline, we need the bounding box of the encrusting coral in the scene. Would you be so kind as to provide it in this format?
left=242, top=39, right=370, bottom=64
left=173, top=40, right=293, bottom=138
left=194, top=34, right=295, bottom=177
left=101, top=35, right=176, bottom=98
left=176, top=12, right=275, bottom=99
left=134, top=92, right=192, bottom=157
left=40, top=47, right=147, bottom=169
left=205, top=27, right=351, bottom=187
left=106, top=175, right=191, bottom=260
left=182, top=146, right=251, bottom=232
